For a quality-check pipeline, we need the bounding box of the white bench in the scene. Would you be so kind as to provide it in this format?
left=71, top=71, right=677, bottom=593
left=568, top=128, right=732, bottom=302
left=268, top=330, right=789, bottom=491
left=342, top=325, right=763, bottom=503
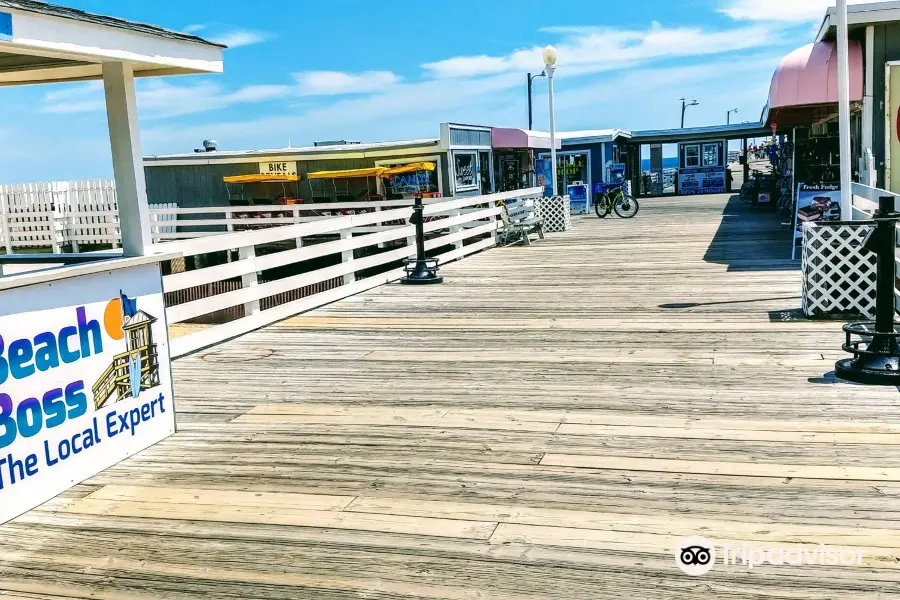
left=500, top=200, right=545, bottom=246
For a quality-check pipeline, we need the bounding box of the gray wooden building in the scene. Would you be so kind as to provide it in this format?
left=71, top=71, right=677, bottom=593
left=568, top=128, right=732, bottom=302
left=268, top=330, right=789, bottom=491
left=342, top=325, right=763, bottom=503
left=143, top=138, right=450, bottom=208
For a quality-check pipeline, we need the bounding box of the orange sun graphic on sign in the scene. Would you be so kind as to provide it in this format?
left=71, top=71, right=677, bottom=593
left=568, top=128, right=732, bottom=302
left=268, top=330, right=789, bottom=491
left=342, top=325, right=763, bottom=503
left=103, top=297, right=125, bottom=340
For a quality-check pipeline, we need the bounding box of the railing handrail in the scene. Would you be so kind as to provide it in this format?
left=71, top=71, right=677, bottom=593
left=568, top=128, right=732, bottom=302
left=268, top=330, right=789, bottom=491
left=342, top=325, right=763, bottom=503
left=146, top=188, right=542, bottom=258
left=161, top=187, right=543, bottom=358
left=148, top=198, right=446, bottom=215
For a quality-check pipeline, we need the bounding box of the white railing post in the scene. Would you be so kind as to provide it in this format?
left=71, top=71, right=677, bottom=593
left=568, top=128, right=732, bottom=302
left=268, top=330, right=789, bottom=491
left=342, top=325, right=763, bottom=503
left=487, top=200, right=499, bottom=246
left=225, top=207, right=234, bottom=233
left=50, top=215, right=60, bottom=254
left=239, top=245, right=261, bottom=316
left=451, top=208, right=463, bottom=250
left=0, top=212, right=10, bottom=255
left=341, top=229, right=355, bottom=285
left=376, top=206, right=385, bottom=249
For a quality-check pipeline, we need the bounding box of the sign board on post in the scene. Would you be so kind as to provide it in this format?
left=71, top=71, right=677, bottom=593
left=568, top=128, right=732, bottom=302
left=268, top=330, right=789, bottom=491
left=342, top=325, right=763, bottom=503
left=0, top=262, right=175, bottom=524
left=792, top=182, right=842, bottom=259
left=259, top=161, right=297, bottom=176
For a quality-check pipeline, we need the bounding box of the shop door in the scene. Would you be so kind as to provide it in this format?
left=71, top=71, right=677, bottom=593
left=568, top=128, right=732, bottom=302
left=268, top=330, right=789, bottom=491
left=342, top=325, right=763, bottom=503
left=479, top=151, right=493, bottom=194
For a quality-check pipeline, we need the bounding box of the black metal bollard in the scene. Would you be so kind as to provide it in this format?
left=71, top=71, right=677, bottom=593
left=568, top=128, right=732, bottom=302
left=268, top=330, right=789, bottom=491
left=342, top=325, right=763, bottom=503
left=835, top=196, right=900, bottom=384
left=400, top=195, right=443, bottom=285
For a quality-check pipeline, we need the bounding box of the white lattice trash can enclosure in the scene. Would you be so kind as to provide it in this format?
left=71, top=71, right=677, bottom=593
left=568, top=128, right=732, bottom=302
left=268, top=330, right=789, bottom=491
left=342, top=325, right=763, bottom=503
left=801, top=221, right=877, bottom=318
left=535, top=195, right=572, bottom=232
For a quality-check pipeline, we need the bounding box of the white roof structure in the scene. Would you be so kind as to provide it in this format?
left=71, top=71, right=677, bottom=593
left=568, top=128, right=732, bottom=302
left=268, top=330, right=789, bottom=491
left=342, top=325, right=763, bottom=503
left=556, top=129, right=633, bottom=144
left=0, top=1, right=225, bottom=257
left=0, top=0, right=223, bottom=85
left=816, top=1, right=900, bottom=41
left=144, top=139, right=443, bottom=166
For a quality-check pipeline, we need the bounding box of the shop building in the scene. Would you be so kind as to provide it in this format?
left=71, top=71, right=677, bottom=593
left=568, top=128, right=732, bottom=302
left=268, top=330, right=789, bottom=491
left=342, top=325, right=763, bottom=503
left=490, top=127, right=560, bottom=192
left=548, top=130, right=632, bottom=212
left=811, top=1, right=900, bottom=191
left=144, top=122, right=555, bottom=207
left=143, top=138, right=447, bottom=208
left=622, top=123, right=770, bottom=198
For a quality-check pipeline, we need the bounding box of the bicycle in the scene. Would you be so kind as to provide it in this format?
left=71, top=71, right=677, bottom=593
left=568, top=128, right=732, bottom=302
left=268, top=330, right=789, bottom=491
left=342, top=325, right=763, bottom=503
left=594, top=183, right=640, bottom=219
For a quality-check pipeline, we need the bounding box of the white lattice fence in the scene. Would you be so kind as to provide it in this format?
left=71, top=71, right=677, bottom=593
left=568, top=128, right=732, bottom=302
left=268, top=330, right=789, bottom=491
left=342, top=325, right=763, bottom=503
left=801, top=222, right=877, bottom=318
left=535, top=195, right=572, bottom=232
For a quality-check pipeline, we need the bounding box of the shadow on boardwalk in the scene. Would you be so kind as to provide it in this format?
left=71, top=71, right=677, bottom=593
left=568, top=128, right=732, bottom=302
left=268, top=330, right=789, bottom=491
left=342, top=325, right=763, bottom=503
left=702, top=195, right=796, bottom=271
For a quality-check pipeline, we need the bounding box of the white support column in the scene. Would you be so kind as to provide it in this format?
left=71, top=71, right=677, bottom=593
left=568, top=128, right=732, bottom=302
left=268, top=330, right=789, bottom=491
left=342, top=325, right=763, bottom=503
left=341, top=230, right=355, bottom=285
left=238, top=245, right=260, bottom=316
left=103, top=61, right=152, bottom=256
left=863, top=25, right=875, bottom=152
left=836, top=0, right=853, bottom=218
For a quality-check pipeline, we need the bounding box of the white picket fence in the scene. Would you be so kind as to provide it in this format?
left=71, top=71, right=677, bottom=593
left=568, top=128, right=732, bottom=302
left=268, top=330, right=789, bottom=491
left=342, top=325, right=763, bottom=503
left=151, top=187, right=544, bottom=358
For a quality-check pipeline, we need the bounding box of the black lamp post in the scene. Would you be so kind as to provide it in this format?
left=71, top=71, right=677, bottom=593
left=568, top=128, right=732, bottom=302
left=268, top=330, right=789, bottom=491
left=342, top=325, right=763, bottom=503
left=680, top=98, right=699, bottom=128
left=835, top=197, right=900, bottom=384
left=527, top=71, right=546, bottom=130
left=400, top=195, right=443, bottom=285
left=727, top=108, right=738, bottom=125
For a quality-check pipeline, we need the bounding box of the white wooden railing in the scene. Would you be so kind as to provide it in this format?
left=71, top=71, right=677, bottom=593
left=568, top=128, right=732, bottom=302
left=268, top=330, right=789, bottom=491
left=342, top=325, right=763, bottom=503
left=850, top=182, right=894, bottom=220
left=849, top=182, right=900, bottom=312
left=151, top=188, right=543, bottom=358
left=147, top=198, right=447, bottom=242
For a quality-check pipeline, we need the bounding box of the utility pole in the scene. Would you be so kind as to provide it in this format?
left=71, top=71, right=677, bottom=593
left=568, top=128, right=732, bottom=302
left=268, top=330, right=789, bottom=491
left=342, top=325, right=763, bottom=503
left=526, top=71, right=546, bottom=130
left=681, top=98, right=699, bottom=128
left=727, top=108, right=738, bottom=125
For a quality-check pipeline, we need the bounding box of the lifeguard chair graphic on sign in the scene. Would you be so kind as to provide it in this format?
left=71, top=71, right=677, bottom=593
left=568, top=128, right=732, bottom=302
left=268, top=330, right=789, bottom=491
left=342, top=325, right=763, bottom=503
left=92, top=291, right=161, bottom=409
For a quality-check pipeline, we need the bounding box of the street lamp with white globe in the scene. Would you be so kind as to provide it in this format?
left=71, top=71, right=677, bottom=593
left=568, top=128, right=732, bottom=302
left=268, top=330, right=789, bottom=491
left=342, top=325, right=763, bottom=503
left=542, top=44, right=559, bottom=196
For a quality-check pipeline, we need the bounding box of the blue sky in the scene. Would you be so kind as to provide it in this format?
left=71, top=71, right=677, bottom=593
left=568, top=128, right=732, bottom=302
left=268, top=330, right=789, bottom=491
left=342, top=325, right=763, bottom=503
left=0, top=0, right=855, bottom=182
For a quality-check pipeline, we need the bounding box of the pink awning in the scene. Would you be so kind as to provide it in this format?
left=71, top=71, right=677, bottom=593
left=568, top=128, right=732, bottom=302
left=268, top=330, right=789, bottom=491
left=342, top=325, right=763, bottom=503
left=766, top=41, right=863, bottom=126
left=491, top=127, right=562, bottom=150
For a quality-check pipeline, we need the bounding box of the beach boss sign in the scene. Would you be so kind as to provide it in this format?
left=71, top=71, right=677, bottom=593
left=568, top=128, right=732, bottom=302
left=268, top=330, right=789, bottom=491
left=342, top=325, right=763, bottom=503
left=0, top=262, right=174, bottom=524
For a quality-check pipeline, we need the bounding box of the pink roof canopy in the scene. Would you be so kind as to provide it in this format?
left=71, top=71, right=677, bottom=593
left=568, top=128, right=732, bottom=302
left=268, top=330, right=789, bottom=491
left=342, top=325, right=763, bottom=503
left=767, top=40, right=863, bottom=126
left=491, top=128, right=562, bottom=150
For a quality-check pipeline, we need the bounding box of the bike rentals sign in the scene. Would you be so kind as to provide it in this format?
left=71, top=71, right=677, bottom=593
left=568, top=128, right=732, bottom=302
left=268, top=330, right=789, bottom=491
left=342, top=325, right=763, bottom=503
left=0, top=261, right=175, bottom=524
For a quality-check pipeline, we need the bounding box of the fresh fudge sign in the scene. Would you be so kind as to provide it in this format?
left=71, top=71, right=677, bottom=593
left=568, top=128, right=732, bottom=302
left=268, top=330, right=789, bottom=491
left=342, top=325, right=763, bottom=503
left=0, top=262, right=175, bottom=524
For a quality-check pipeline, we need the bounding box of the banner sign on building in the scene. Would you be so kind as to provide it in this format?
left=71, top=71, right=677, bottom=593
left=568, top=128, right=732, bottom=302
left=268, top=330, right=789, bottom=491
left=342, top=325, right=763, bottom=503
left=678, top=167, right=726, bottom=195
left=259, top=161, right=297, bottom=176
left=0, top=262, right=175, bottom=524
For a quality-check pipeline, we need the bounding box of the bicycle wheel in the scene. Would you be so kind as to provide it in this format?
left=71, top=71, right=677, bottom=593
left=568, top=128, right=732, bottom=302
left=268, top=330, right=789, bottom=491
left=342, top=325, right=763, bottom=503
left=739, top=181, right=756, bottom=205
left=614, top=195, right=640, bottom=218
left=594, top=197, right=611, bottom=218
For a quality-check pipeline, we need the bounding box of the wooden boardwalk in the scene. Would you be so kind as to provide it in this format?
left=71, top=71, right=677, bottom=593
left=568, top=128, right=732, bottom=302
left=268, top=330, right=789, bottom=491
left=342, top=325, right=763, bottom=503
left=4, top=194, right=900, bottom=598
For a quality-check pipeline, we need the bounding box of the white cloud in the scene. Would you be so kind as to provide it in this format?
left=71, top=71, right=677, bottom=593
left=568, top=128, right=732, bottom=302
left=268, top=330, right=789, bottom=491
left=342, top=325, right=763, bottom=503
left=422, top=55, right=511, bottom=78
left=293, top=71, right=400, bottom=95
left=422, top=22, right=773, bottom=79
left=40, top=79, right=292, bottom=118
left=182, top=24, right=206, bottom=33
left=720, top=0, right=878, bottom=22
left=209, top=28, right=273, bottom=48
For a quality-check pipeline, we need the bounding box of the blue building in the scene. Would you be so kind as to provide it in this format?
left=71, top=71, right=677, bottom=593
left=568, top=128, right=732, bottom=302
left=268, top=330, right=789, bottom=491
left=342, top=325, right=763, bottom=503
left=542, top=129, right=633, bottom=213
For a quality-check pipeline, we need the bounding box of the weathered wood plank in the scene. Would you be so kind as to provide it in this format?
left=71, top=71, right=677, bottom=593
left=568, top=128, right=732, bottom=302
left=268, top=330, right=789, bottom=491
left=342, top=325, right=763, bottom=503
left=5, top=194, right=900, bottom=598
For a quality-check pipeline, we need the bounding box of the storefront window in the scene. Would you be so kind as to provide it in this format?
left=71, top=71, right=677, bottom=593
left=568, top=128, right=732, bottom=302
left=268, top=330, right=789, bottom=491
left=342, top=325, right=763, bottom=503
left=383, top=163, right=439, bottom=198
left=685, top=145, right=700, bottom=168
left=453, top=152, right=477, bottom=190
left=537, top=151, right=589, bottom=195
left=702, top=143, right=719, bottom=167
left=558, top=153, right=588, bottom=186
